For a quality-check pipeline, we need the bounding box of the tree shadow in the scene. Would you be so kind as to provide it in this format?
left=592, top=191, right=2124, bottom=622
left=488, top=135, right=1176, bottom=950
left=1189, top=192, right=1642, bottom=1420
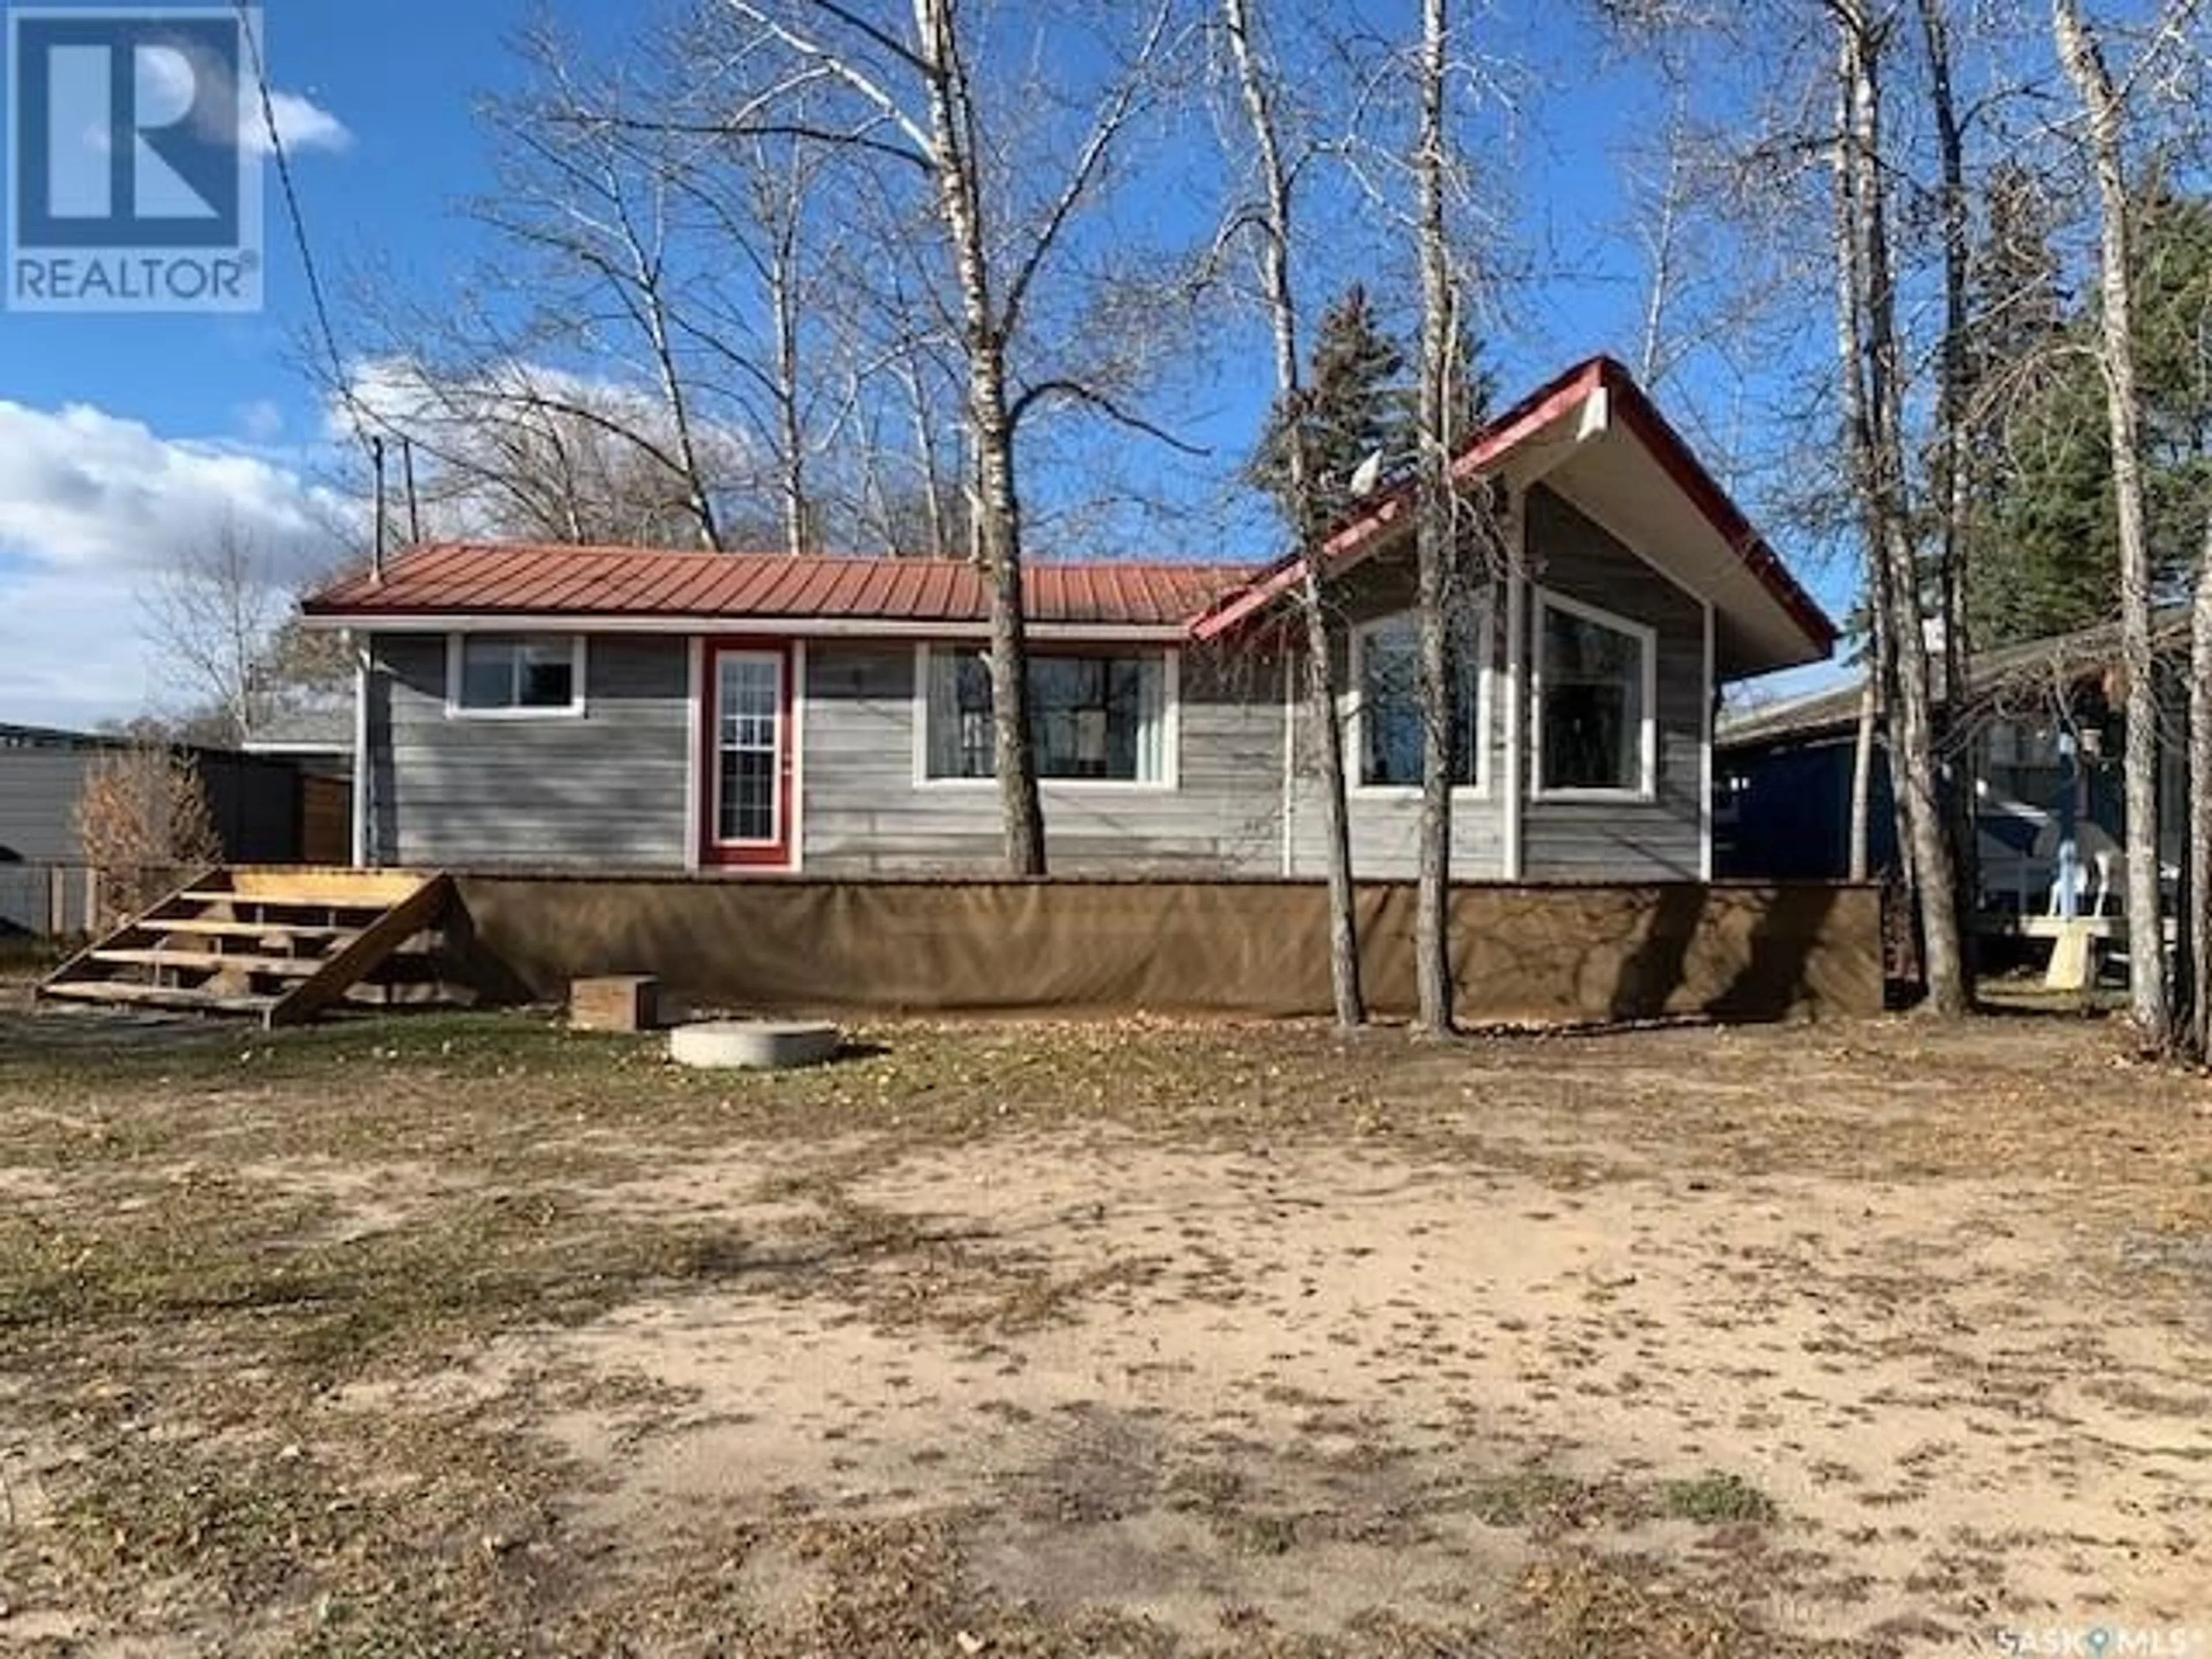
left=1709, top=885, right=1846, bottom=1022
left=1607, top=884, right=1709, bottom=1022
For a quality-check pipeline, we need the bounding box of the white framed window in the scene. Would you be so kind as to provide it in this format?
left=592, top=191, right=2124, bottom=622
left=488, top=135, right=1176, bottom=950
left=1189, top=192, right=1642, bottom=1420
left=445, top=634, right=586, bottom=718
left=915, top=644, right=1177, bottom=788
left=1532, top=591, right=1656, bottom=799
left=714, top=651, right=783, bottom=847
left=1350, top=603, right=1491, bottom=794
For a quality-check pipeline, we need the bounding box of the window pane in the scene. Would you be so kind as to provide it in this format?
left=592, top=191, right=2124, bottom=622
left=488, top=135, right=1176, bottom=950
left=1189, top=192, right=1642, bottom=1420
left=518, top=645, right=574, bottom=709
left=717, top=656, right=780, bottom=842
left=460, top=635, right=576, bottom=710
left=1541, top=607, right=1645, bottom=791
left=956, top=656, right=994, bottom=779
left=460, top=642, right=515, bottom=709
left=720, top=749, right=776, bottom=841
left=1359, top=612, right=1483, bottom=787
left=926, top=651, right=1165, bottom=782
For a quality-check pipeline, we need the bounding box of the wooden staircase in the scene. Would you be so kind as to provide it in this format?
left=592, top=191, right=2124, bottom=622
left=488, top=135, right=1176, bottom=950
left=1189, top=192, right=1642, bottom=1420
left=37, top=868, right=456, bottom=1028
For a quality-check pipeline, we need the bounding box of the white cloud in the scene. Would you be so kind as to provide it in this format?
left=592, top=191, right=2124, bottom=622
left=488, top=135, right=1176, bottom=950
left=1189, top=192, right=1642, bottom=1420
left=0, top=399, right=362, bottom=730
left=134, top=47, right=354, bottom=158
left=0, top=567, right=158, bottom=730
left=248, top=91, right=354, bottom=159
left=0, top=399, right=353, bottom=582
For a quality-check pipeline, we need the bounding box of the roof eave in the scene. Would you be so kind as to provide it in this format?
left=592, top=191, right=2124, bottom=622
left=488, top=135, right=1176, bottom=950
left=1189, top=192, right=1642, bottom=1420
left=298, top=608, right=1199, bottom=643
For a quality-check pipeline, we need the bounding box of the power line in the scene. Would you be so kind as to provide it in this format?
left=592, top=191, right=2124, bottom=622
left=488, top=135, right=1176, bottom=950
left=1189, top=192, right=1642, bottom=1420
left=232, top=1, right=386, bottom=571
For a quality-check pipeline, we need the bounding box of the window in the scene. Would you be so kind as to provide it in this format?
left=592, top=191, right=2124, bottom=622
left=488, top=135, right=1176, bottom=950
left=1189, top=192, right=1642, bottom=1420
left=450, top=635, right=582, bottom=714
left=715, top=653, right=782, bottom=845
left=922, top=647, right=1172, bottom=784
left=1354, top=609, right=1487, bottom=789
left=1536, top=596, right=1652, bottom=795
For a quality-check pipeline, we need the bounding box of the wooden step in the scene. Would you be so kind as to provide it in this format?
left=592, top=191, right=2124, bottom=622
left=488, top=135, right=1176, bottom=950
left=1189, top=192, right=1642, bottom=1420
left=40, top=866, right=455, bottom=1028
left=90, top=948, right=326, bottom=978
left=40, top=980, right=280, bottom=1016
left=177, top=889, right=391, bottom=915
left=139, top=918, right=362, bottom=942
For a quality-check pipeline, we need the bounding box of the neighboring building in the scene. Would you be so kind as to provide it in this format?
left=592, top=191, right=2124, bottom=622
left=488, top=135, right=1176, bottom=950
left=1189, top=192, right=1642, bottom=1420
left=0, top=724, right=340, bottom=934
left=302, top=357, right=1836, bottom=881
left=1717, top=613, right=2187, bottom=926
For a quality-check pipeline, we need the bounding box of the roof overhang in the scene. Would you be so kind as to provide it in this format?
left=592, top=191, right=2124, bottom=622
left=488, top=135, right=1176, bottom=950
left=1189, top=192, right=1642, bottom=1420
left=300, top=611, right=1195, bottom=645
left=1190, top=357, right=1836, bottom=681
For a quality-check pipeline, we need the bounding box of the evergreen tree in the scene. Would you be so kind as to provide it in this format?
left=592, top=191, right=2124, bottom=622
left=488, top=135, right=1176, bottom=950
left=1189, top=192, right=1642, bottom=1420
left=1970, top=177, right=2212, bottom=644
left=1249, top=284, right=1494, bottom=537
left=2134, top=179, right=2212, bottom=566
left=1249, top=284, right=1406, bottom=534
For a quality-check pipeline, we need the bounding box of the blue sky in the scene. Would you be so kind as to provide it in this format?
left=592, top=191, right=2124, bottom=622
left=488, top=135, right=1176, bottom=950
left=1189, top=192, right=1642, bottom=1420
left=0, top=0, right=1853, bottom=729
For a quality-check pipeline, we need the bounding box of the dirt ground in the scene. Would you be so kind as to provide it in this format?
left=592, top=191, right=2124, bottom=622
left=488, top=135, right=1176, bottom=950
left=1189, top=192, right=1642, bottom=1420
left=0, top=1001, right=2207, bottom=1656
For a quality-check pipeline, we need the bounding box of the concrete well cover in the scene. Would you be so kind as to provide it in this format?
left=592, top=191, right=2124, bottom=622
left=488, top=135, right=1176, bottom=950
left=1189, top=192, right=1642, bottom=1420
left=669, top=1020, right=840, bottom=1070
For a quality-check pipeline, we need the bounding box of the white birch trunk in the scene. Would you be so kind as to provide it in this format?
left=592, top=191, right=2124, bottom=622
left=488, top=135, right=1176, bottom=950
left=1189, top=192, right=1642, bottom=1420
left=2054, top=0, right=2169, bottom=1047
left=1222, top=0, right=1363, bottom=1026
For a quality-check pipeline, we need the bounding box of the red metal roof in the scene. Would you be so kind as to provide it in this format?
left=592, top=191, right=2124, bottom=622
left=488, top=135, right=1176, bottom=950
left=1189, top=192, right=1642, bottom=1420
left=304, top=544, right=1255, bottom=630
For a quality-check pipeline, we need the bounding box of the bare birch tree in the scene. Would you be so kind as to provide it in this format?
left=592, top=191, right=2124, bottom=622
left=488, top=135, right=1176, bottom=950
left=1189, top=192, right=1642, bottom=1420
left=474, top=33, right=749, bottom=550
left=1411, top=0, right=1460, bottom=1033
left=1835, top=0, right=1969, bottom=1014
left=2052, top=0, right=2172, bottom=1048
left=1219, top=0, right=1363, bottom=1028
left=140, top=518, right=293, bottom=745
left=712, top=0, right=1184, bottom=874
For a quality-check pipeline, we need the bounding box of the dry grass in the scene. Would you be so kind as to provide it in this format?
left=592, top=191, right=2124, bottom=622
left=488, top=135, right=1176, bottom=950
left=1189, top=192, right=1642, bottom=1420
left=0, top=1007, right=2206, bottom=1654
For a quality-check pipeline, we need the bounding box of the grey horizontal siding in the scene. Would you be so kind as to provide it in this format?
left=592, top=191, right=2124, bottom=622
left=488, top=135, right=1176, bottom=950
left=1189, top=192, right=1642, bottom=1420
left=1521, top=486, right=1706, bottom=879
left=0, top=752, right=88, bottom=863
left=358, top=497, right=1707, bottom=882
left=1286, top=555, right=1509, bottom=881
left=0, top=749, right=302, bottom=866
left=800, top=643, right=1286, bottom=875
left=369, top=635, right=691, bottom=869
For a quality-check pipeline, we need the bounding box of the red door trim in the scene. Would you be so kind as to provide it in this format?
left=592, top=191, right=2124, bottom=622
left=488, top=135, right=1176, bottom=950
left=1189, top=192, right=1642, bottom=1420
left=698, top=638, right=795, bottom=869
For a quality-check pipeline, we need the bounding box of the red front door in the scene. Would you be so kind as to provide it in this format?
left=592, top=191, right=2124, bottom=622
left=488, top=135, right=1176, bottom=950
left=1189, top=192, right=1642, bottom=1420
left=700, top=642, right=794, bottom=868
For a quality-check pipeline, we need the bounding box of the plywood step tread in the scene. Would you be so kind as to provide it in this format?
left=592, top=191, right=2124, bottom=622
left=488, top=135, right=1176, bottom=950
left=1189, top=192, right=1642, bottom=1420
left=41, top=981, right=279, bottom=1016
left=141, top=918, right=362, bottom=942
left=90, top=948, right=326, bottom=978
left=177, top=890, right=392, bottom=914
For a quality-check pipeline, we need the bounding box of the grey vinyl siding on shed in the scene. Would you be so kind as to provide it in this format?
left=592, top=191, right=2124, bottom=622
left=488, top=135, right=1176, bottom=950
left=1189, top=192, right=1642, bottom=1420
left=0, top=748, right=306, bottom=868
left=801, top=643, right=1285, bottom=874
left=1520, top=486, right=1706, bottom=879
left=1, top=741, right=309, bottom=931
left=366, top=635, right=692, bottom=868
left=0, top=752, right=91, bottom=932
left=0, top=752, right=88, bottom=865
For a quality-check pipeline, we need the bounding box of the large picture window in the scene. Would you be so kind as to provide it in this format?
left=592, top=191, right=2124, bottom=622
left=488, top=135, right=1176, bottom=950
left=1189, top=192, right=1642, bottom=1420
left=1354, top=609, right=1487, bottom=789
left=1536, top=595, right=1653, bottom=795
left=449, top=635, right=583, bottom=715
left=922, top=647, right=1172, bottom=784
